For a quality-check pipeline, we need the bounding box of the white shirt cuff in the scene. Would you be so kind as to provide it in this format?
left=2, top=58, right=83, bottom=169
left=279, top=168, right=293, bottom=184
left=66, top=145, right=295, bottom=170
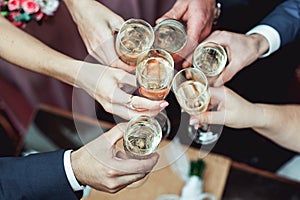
left=246, top=24, right=281, bottom=58
left=63, top=150, right=85, bottom=191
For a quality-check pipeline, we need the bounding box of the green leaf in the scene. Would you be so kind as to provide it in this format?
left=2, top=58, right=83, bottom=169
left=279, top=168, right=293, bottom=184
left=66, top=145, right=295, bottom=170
left=14, top=13, right=32, bottom=22
left=1, top=11, right=8, bottom=17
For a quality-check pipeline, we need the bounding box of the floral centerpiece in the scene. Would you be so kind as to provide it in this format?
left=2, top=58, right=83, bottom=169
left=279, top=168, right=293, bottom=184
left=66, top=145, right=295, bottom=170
left=0, top=0, right=60, bottom=28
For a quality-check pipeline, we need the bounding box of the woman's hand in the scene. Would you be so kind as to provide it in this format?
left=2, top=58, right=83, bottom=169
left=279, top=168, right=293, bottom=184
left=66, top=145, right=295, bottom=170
left=190, top=86, right=261, bottom=129
left=64, top=0, right=135, bottom=72
left=75, top=62, right=169, bottom=120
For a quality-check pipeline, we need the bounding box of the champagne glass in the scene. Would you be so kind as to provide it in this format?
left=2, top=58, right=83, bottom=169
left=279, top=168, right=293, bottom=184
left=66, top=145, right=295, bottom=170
left=115, top=18, right=155, bottom=66
left=188, top=42, right=227, bottom=144
left=172, top=68, right=220, bottom=145
left=123, top=115, right=162, bottom=159
left=136, top=48, right=174, bottom=138
left=153, top=18, right=187, bottom=54
left=123, top=115, right=162, bottom=188
left=193, top=41, right=227, bottom=85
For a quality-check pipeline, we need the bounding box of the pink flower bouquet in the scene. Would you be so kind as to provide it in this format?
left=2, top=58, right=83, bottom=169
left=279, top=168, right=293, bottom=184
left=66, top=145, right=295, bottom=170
left=0, top=0, right=60, bottom=28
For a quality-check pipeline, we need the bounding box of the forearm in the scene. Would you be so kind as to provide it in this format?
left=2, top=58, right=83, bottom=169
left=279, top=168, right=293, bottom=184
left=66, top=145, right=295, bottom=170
left=0, top=16, right=81, bottom=87
left=252, top=104, right=300, bottom=152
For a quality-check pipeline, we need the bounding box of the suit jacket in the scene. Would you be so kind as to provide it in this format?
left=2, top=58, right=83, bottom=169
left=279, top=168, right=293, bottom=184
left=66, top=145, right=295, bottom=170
left=260, top=0, right=300, bottom=47
left=0, top=150, right=81, bottom=200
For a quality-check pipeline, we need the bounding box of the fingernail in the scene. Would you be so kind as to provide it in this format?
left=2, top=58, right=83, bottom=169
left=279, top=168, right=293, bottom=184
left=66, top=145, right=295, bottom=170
left=160, top=102, right=169, bottom=108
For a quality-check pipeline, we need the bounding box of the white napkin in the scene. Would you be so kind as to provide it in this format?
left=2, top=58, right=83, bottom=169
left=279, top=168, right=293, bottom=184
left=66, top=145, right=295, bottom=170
left=156, top=138, right=216, bottom=200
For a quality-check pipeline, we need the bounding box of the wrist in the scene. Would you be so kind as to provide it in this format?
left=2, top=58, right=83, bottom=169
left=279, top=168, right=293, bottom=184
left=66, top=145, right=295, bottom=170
left=70, top=149, right=87, bottom=187
left=246, top=25, right=280, bottom=58
left=251, top=103, right=269, bottom=130
left=247, top=33, right=269, bottom=58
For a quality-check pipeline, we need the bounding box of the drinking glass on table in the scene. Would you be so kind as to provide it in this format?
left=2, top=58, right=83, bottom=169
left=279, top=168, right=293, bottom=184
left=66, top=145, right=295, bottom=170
left=115, top=18, right=155, bottom=66
left=172, top=68, right=220, bottom=145
left=136, top=48, right=174, bottom=138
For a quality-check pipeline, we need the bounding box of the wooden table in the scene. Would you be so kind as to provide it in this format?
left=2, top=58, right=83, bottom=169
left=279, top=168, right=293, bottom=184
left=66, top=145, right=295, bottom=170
left=83, top=140, right=231, bottom=200
left=24, top=104, right=300, bottom=200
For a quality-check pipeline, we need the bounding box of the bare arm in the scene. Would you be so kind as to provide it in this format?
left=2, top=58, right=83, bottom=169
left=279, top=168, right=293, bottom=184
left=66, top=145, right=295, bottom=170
left=0, top=15, right=80, bottom=86
left=0, top=16, right=168, bottom=119
left=191, top=86, right=300, bottom=153
left=253, top=104, right=300, bottom=152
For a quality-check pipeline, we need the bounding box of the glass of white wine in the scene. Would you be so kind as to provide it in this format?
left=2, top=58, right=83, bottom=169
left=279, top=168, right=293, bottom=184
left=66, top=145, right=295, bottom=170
left=123, top=115, right=162, bottom=188
left=193, top=41, right=227, bottom=85
left=136, top=48, right=174, bottom=138
left=115, top=18, right=154, bottom=66
left=153, top=18, right=187, bottom=54
left=123, top=115, right=162, bottom=159
left=172, top=68, right=220, bottom=145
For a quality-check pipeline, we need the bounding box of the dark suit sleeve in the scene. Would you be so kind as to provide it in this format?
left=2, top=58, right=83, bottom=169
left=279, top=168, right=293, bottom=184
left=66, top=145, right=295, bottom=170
left=0, top=150, right=81, bottom=200
left=259, top=0, right=300, bottom=47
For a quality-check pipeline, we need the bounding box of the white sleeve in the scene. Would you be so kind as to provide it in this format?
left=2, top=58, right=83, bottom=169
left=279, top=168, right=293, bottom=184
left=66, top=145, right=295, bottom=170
left=63, top=150, right=85, bottom=191
left=246, top=24, right=281, bottom=58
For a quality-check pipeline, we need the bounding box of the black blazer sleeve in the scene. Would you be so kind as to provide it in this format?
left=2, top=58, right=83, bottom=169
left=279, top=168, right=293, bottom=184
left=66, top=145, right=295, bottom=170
left=0, top=150, right=81, bottom=200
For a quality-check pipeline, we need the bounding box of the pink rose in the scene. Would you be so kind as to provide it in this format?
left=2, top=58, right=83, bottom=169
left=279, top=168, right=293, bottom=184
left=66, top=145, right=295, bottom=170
left=8, top=0, right=20, bottom=11
left=21, top=0, right=40, bottom=14
left=34, top=11, right=44, bottom=21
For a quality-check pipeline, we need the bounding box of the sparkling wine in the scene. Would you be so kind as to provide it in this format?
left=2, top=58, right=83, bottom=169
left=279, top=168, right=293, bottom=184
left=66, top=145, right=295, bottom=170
left=153, top=19, right=187, bottom=54
left=193, top=42, right=227, bottom=77
left=116, top=20, right=154, bottom=66
left=138, top=83, right=170, bottom=100
left=123, top=116, right=162, bottom=159
left=176, top=80, right=210, bottom=115
left=137, top=56, right=173, bottom=100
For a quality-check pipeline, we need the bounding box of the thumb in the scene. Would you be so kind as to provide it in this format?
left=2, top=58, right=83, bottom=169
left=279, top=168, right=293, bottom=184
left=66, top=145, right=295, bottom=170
left=104, top=123, right=127, bottom=144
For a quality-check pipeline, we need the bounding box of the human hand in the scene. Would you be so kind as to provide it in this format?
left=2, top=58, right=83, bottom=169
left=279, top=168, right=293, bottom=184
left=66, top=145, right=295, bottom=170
left=189, top=86, right=261, bottom=129
left=71, top=123, right=159, bottom=193
left=157, top=0, right=218, bottom=64
left=64, top=0, right=135, bottom=72
left=196, top=30, right=269, bottom=86
left=76, top=62, right=169, bottom=120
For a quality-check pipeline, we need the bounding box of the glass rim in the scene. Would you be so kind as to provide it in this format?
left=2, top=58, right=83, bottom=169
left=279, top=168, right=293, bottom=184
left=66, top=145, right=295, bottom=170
left=124, top=115, right=162, bottom=156
left=172, top=67, right=209, bottom=99
left=153, top=18, right=188, bottom=54
left=192, top=41, right=227, bottom=77
left=136, top=48, right=175, bottom=81
left=117, top=18, right=155, bottom=52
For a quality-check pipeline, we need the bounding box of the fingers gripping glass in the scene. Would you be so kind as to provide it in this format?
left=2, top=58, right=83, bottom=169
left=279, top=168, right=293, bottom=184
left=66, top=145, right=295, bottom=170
left=172, top=68, right=219, bottom=145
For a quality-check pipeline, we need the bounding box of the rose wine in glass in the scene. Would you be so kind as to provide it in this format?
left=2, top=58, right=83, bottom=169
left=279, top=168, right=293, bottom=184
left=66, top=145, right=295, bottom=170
left=136, top=48, right=174, bottom=139
left=137, top=53, right=174, bottom=100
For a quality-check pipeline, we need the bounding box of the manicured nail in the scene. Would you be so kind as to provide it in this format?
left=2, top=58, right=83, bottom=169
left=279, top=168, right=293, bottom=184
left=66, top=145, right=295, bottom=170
left=160, top=102, right=169, bottom=108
